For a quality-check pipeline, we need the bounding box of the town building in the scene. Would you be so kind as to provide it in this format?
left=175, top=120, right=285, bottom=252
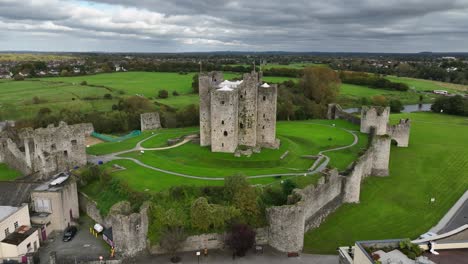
left=0, top=204, right=40, bottom=260
left=30, top=172, right=80, bottom=241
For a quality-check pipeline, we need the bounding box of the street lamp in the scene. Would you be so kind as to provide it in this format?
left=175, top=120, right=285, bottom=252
left=196, top=251, right=201, bottom=264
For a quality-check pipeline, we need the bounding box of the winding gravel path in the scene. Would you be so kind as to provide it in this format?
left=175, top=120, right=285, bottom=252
left=87, top=123, right=359, bottom=181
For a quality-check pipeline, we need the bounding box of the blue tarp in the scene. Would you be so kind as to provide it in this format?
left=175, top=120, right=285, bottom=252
left=91, top=130, right=141, bottom=142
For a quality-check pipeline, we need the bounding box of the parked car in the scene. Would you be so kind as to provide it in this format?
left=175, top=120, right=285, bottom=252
left=63, top=226, right=78, bottom=242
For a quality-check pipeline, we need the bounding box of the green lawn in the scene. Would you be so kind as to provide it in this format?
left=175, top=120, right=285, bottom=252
left=0, top=163, right=22, bottom=181
left=303, top=112, right=468, bottom=254
left=118, top=120, right=364, bottom=178
left=84, top=119, right=365, bottom=212
left=85, top=120, right=367, bottom=195
left=86, top=127, right=198, bottom=155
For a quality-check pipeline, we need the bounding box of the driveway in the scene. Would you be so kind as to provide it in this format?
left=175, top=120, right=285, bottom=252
left=37, top=216, right=109, bottom=263
left=124, top=247, right=338, bottom=264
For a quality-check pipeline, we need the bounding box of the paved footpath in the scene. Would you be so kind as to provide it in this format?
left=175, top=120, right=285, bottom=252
left=123, top=248, right=338, bottom=264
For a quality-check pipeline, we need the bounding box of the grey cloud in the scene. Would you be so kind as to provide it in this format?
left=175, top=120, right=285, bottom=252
left=0, top=0, right=468, bottom=52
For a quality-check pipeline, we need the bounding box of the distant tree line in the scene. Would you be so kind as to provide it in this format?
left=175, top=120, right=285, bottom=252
left=15, top=96, right=199, bottom=133
left=339, top=71, right=409, bottom=91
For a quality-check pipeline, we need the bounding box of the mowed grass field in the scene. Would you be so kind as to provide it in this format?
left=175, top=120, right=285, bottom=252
left=303, top=112, right=468, bottom=254
left=0, top=163, right=22, bottom=181
left=87, top=119, right=368, bottom=193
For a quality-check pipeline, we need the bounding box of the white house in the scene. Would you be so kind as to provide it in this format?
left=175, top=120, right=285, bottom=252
left=0, top=204, right=40, bottom=260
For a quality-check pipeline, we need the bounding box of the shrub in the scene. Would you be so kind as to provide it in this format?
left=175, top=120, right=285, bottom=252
left=172, top=91, right=179, bottom=96
left=103, top=93, right=113, bottom=99
left=227, top=224, right=256, bottom=257
left=13, top=75, right=25, bottom=81
left=158, top=89, right=169, bottom=99
left=80, top=81, right=88, bottom=86
left=389, top=99, right=404, bottom=113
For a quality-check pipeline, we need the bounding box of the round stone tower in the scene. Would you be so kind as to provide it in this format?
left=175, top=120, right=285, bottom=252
left=360, top=106, right=390, bottom=135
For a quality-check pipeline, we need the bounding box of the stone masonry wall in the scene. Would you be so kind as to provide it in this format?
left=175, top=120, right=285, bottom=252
left=140, top=112, right=161, bottom=131
left=237, top=72, right=258, bottom=147
left=210, top=89, right=239, bottom=153
left=78, top=193, right=149, bottom=257
left=256, top=84, right=278, bottom=148
left=199, top=72, right=224, bottom=147
left=387, top=119, right=411, bottom=147
left=327, top=104, right=361, bottom=125
left=1, top=122, right=94, bottom=179
left=266, top=169, right=343, bottom=252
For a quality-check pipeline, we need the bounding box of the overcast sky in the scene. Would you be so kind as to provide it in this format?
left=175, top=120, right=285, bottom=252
left=1, top=0, right=468, bottom=53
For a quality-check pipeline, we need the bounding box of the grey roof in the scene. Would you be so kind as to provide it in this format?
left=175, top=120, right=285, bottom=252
left=0, top=181, right=40, bottom=206
left=0, top=206, right=20, bottom=222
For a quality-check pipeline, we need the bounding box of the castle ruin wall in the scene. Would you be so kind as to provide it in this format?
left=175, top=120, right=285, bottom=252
left=387, top=119, right=411, bottom=147
left=140, top=112, right=161, bottom=131
left=360, top=106, right=390, bottom=135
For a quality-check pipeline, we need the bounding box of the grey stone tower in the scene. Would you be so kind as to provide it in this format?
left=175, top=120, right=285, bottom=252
left=198, top=71, right=278, bottom=153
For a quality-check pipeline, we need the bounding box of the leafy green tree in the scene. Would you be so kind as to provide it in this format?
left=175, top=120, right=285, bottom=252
left=190, top=197, right=211, bottom=231
left=224, top=174, right=249, bottom=201
left=300, top=67, right=340, bottom=104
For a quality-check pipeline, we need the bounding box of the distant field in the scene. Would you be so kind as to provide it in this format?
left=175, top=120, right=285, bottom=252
left=0, top=71, right=456, bottom=120
left=304, top=112, right=468, bottom=254
left=0, top=53, right=76, bottom=61
left=0, top=163, right=21, bottom=181
left=386, top=76, right=468, bottom=93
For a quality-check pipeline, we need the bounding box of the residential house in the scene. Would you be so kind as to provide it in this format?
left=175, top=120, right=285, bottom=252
left=0, top=204, right=40, bottom=260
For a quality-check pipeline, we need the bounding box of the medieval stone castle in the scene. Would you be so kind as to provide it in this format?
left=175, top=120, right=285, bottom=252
left=199, top=71, right=279, bottom=153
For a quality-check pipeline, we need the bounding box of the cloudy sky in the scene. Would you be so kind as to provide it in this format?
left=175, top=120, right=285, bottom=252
left=1, top=0, right=468, bottom=53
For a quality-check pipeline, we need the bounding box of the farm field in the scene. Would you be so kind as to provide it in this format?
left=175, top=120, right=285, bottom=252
left=0, top=53, right=76, bottom=61
left=0, top=163, right=22, bottom=181
left=387, top=75, right=468, bottom=93
left=0, top=71, right=454, bottom=121
left=303, top=112, right=468, bottom=254
left=86, top=119, right=368, bottom=196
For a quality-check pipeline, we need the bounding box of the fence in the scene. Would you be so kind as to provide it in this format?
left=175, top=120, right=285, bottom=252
left=91, top=130, right=141, bottom=142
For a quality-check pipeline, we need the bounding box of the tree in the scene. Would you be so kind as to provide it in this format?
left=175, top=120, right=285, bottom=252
left=192, top=74, right=199, bottom=94
left=300, top=67, right=340, bottom=104
left=227, top=224, right=256, bottom=257
left=160, top=227, right=187, bottom=263
left=190, top=197, right=211, bottom=231
left=389, top=99, right=404, bottom=113
left=224, top=174, right=249, bottom=201
left=158, top=89, right=169, bottom=99
left=233, top=187, right=260, bottom=224
left=371, top=95, right=387, bottom=106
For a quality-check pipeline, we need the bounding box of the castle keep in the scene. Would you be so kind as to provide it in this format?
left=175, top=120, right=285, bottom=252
left=199, top=71, right=279, bottom=153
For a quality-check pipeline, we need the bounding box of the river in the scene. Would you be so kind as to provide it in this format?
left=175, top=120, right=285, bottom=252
left=343, top=103, right=432, bottom=114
